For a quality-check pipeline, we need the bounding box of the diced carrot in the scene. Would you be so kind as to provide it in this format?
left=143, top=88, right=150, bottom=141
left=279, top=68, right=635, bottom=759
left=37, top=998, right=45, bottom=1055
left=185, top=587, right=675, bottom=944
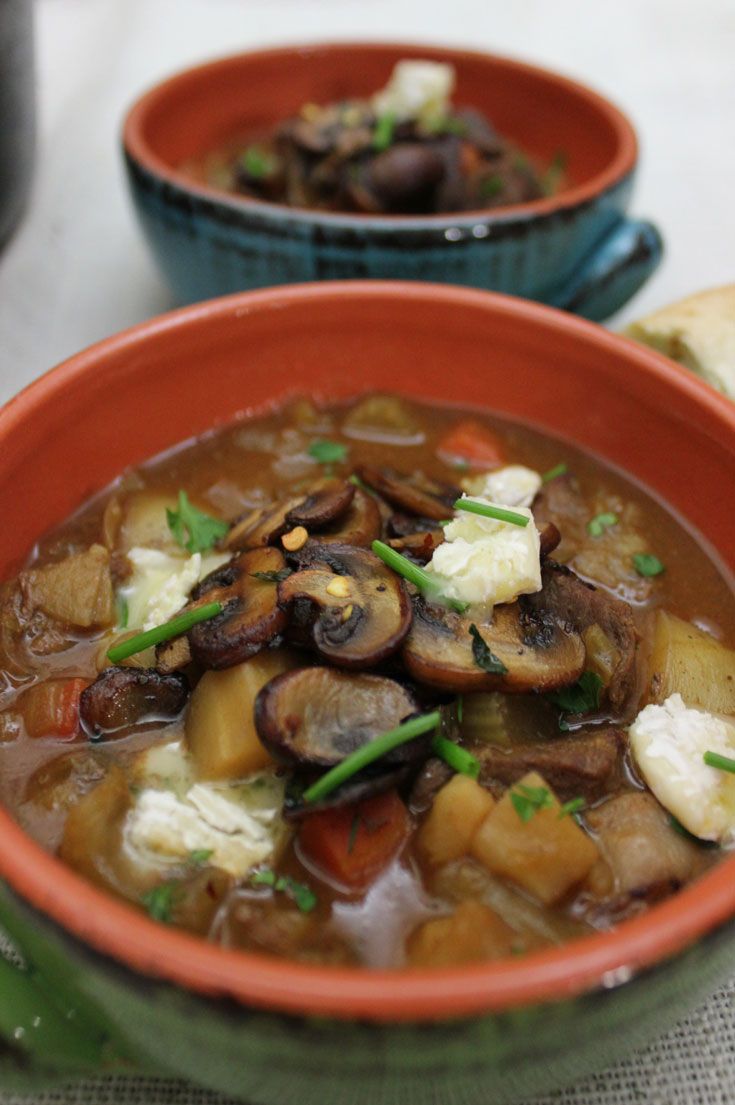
left=437, top=419, right=504, bottom=468
left=298, top=791, right=411, bottom=892
left=22, top=678, right=88, bottom=740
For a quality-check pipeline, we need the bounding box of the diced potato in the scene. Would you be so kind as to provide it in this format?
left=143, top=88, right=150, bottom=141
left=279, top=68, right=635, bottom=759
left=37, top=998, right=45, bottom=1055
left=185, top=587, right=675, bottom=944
left=417, top=774, right=494, bottom=867
left=22, top=544, right=115, bottom=628
left=341, top=395, right=424, bottom=444
left=648, top=610, right=735, bottom=714
left=186, top=649, right=298, bottom=780
left=406, top=900, right=515, bottom=967
left=116, top=492, right=180, bottom=554
left=582, top=624, right=619, bottom=687
left=471, top=771, right=599, bottom=905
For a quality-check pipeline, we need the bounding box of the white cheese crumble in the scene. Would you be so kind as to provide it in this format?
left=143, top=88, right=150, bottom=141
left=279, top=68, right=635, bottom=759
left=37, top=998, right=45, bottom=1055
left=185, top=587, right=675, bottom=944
left=629, top=693, right=735, bottom=842
left=121, top=547, right=229, bottom=630
left=124, top=741, right=287, bottom=876
left=372, top=60, right=455, bottom=124
left=426, top=496, right=542, bottom=607
left=463, top=465, right=542, bottom=509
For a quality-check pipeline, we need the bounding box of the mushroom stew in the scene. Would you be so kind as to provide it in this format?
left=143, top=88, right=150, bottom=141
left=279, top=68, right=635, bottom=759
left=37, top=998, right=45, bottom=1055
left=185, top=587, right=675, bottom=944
left=1, top=393, right=735, bottom=969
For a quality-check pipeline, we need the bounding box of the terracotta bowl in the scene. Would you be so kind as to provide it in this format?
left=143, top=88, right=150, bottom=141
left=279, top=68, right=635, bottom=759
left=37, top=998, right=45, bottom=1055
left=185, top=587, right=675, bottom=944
left=1, top=282, right=734, bottom=1104
left=123, top=42, right=662, bottom=320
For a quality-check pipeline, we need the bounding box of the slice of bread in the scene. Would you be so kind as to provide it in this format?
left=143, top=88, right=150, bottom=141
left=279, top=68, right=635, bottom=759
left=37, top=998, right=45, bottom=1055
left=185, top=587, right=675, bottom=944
left=626, top=285, right=735, bottom=399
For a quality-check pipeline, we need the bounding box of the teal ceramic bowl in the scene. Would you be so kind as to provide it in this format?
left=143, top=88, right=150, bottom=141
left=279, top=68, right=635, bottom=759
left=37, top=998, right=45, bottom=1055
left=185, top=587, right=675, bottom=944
left=122, top=42, right=662, bottom=320
left=1, top=282, right=735, bottom=1103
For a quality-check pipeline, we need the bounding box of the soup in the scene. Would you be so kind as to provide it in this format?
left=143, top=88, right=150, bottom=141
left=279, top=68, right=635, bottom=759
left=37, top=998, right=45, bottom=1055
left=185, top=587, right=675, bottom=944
left=1, top=393, right=734, bottom=969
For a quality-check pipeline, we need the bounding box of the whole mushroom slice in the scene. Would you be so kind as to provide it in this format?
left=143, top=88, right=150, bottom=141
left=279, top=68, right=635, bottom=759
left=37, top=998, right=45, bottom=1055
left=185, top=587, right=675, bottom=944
left=314, top=488, right=382, bottom=547
left=187, top=547, right=288, bottom=670
left=80, top=667, right=189, bottom=738
left=402, top=596, right=585, bottom=694
left=224, top=478, right=354, bottom=551
left=277, top=544, right=412, bottom=669
left=356, top=465, right=458, bottom=522
left=255, top=667, right=421, bottom=767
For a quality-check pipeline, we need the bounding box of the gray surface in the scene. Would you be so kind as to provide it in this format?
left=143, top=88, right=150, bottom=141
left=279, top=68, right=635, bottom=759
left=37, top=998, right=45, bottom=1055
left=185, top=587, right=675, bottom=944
left=1, top=0, right=734, bottom=1101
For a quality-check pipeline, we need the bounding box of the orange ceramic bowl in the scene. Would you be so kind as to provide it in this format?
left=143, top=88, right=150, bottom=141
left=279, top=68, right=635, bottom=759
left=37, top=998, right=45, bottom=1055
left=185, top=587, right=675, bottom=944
left=0, top=283, right=734, bottom=1104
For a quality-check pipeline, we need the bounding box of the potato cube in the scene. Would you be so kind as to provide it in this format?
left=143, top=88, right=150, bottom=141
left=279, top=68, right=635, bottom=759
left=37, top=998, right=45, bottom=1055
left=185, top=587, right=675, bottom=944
left=407, top=900, right=515, bottom=967
left=22, top=544, right=114, bottom=628
left=471, top=771, right=598, bottom=905
left=186, top=650, right=297, bottom=780
left=417, top=774, right=494, bottom=867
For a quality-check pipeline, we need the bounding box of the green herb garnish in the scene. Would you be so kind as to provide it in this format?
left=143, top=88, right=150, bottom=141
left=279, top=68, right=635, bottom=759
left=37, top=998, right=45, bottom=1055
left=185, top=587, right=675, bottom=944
left=558, top=796, right=585, bottom=820
left=633, top=553, right=665, bottom=577
left=587, top=512, right=618, bottom=538
left=167, top=490, right=229, bottom=554
left=106, top=601, right=222, bottom=664
left=116, top=594, right=129, bottom=629
left=142, top=883, right=176, bottom=923
left=541, top=462, right=568, bottom=483
left=453, top=498, right=529, bottom=527
left=424, top=115, right=468, bottom=137
left=541, top=149, right=568, bottom=196
left=548, top=670, right=603, bottom=729
left=241, top=145, right=276, bottom=179
left=348, top=473, right=377, bottom=496
left=432, top=733, right=480, bottom=779
left=704, top=750, right=735, bottom=774
left=372, top=111, right=396, bottom=151
left=371, top=539, right=468, bottom=614
left=251, top=568, right=293, bottom=584
left=669, top=814, right=718, bottom=848
left=480, top=174, right=504, bottom=199
left=303, top=710, right=440, bottom=805
left=468, top=623, right=509, bottom=675
left=189, top=849, right=214, bottom=866
left=250, top=868, right=317, bottom=913
left=511, top=783, right=553, bottom=823
left=456, top=695, right=464, bottom=724
left=308, top=439, right=348, bottom=465
left=347, top=813, right=362, bottom=854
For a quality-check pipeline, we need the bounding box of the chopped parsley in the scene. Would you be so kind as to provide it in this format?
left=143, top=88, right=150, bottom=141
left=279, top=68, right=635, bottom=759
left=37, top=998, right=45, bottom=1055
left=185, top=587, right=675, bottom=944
left=241, top=145, right=277, bottom=179
left=633, top=553, right=665, bottom=577
left=469, top=623, right=508, bottom=676
left=587, top=512, right=618, bottom=538
left=548, top=670, right=603, bottom=729
left=167, top=490, right=229, bottom=553
left=142, top=883, right=177, bottom=924
left=372, top=111, right=396, bottom=151
left=251, top=568, right=293, bottom=584
left=558, top=796, right=586, bottom=820
left=511, top=783, right=553, bottom=823
left=250, top=868, right=317, bottom=913
left=480, top=174, right=504, bottom=199
left=189, top=849, right=214, bottom=866
left=308, top=439, right=348, bottom=465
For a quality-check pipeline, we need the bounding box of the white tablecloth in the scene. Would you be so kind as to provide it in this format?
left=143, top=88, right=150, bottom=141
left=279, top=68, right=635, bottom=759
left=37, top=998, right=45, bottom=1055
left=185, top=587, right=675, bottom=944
left=0, top=1, right=734, bottom=1101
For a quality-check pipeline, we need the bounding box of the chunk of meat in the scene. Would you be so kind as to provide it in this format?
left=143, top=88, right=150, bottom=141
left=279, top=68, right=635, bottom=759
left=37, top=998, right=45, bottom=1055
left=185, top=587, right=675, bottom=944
left=475, top=729, right=625, bottom=803
left=21, top=545, right=115, bottom=629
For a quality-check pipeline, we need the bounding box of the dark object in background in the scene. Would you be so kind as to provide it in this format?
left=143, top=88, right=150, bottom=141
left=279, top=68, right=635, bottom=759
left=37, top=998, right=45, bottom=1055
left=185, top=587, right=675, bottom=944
left=0, top=0, right=35, bottom=249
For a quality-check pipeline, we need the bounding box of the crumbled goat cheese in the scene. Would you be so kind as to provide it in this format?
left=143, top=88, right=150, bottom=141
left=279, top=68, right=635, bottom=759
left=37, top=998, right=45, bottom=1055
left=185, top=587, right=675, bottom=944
left=463, top=465, right=542, bottom=509
left=426, top=496, right=542, bottom=607
left=121, top=547, right=229, bottom=630
left=372, top=60, right=455, bottom=123
left=629, top=693, right=735, bottom=842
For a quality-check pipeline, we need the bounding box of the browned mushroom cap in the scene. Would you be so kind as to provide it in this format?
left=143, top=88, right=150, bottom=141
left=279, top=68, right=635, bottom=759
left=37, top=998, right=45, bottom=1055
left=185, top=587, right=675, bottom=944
left=402, top=596, right=585, bottom=694
left=539, top=522, right=562, bottom=559
left=277, top=544, right=412, bottom=669
left=224, top=478, right=354, bottom=551
left=356, top=465, right=458, bottom=522
left=187, top=547, right=288, bottom=670
left=312, top=488, right=382, bottom=547
left=255, top=667, right=420, bottom=767
left=80, top=667, right=189, bottom=738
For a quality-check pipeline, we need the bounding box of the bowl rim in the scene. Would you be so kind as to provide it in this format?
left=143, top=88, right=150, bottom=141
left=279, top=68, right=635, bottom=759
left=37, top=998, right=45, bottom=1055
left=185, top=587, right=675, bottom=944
left=122, top=40, right=639, bottom=229
left=3, top=281, right=735, bottom=1024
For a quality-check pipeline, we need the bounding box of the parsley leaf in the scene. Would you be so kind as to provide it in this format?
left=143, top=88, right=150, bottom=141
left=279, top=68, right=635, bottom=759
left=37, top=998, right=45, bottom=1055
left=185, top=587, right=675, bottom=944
left=372, top=111, right=396, bottom=151
left=511, top=783, right=553, bottom=823
left=308, top=439, right=348, bottom=465
left=240, top=145, right=276, bottom=179
left=548, top=671, right=603, bottom=729
left=587, top=512, right=618, bottom=537
left=251, top=568, right=293, bottom=584
left=142, top=883, right=176, bottom=923
left=249, top=868, right=317, bottom=913
left=480, top=174, right=504, bottom=199
left=469, top=623, right=508, bottom=675
left=166, top=490, right=229, bottom=554
left=633, top=553, right=665, bottom=577
left=558, top=796, right=586, bottom=819
left=189, top=849, right=214, bottom=866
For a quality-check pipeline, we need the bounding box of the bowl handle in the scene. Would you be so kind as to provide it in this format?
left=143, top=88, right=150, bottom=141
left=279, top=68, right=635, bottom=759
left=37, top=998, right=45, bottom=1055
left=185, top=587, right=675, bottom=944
left=549, top=216, right=663, bottom=322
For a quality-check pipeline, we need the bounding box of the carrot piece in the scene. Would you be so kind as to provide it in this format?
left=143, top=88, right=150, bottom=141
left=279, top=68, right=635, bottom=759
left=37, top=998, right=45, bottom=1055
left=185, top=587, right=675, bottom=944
left=437, top=419, right=504, bottom=468
left=22, top=678, right=88, bottom=740
left=298, top=791, right=411, bottom=891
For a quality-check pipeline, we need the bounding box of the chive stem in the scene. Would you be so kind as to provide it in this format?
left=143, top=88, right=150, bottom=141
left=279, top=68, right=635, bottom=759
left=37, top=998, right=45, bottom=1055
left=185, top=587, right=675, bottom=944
left=303, top=711, right=440, bottom=804
left=432, top=734, right=480, bottom=780
left=107, top=602, right=222, bottom=664
left=371, top=540, right=468, bottom=613
left=704, top=750, right=735, bottom=775
left=453, top=498, right=529, bottom=527
left=541, top=462, right=567, bottom=483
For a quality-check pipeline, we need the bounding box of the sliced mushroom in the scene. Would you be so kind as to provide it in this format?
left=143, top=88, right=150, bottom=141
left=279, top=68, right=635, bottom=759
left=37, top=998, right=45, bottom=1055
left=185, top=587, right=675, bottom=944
left=80, top=667, right=189, bottom=738
left=277, top=544, right=412, bottom=669
left=314, top=488, right=382, bottom=547
left=539, top=522, right=562, bottom=559
left=356, top=465, right=458, bottom=522
left=402, top=596, right=585, bottom=694
left=224, top=478, right=354, bottom=551
left=255, top=666, right=420, bottom=766
left=388, top=529, right=445, bottom=564
left=187, top=547, right=288, bottom=670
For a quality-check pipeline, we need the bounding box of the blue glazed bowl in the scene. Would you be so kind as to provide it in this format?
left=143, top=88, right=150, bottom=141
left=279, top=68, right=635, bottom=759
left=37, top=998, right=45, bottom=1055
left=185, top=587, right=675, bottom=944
left=122, top=42, right=662, bottom=320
